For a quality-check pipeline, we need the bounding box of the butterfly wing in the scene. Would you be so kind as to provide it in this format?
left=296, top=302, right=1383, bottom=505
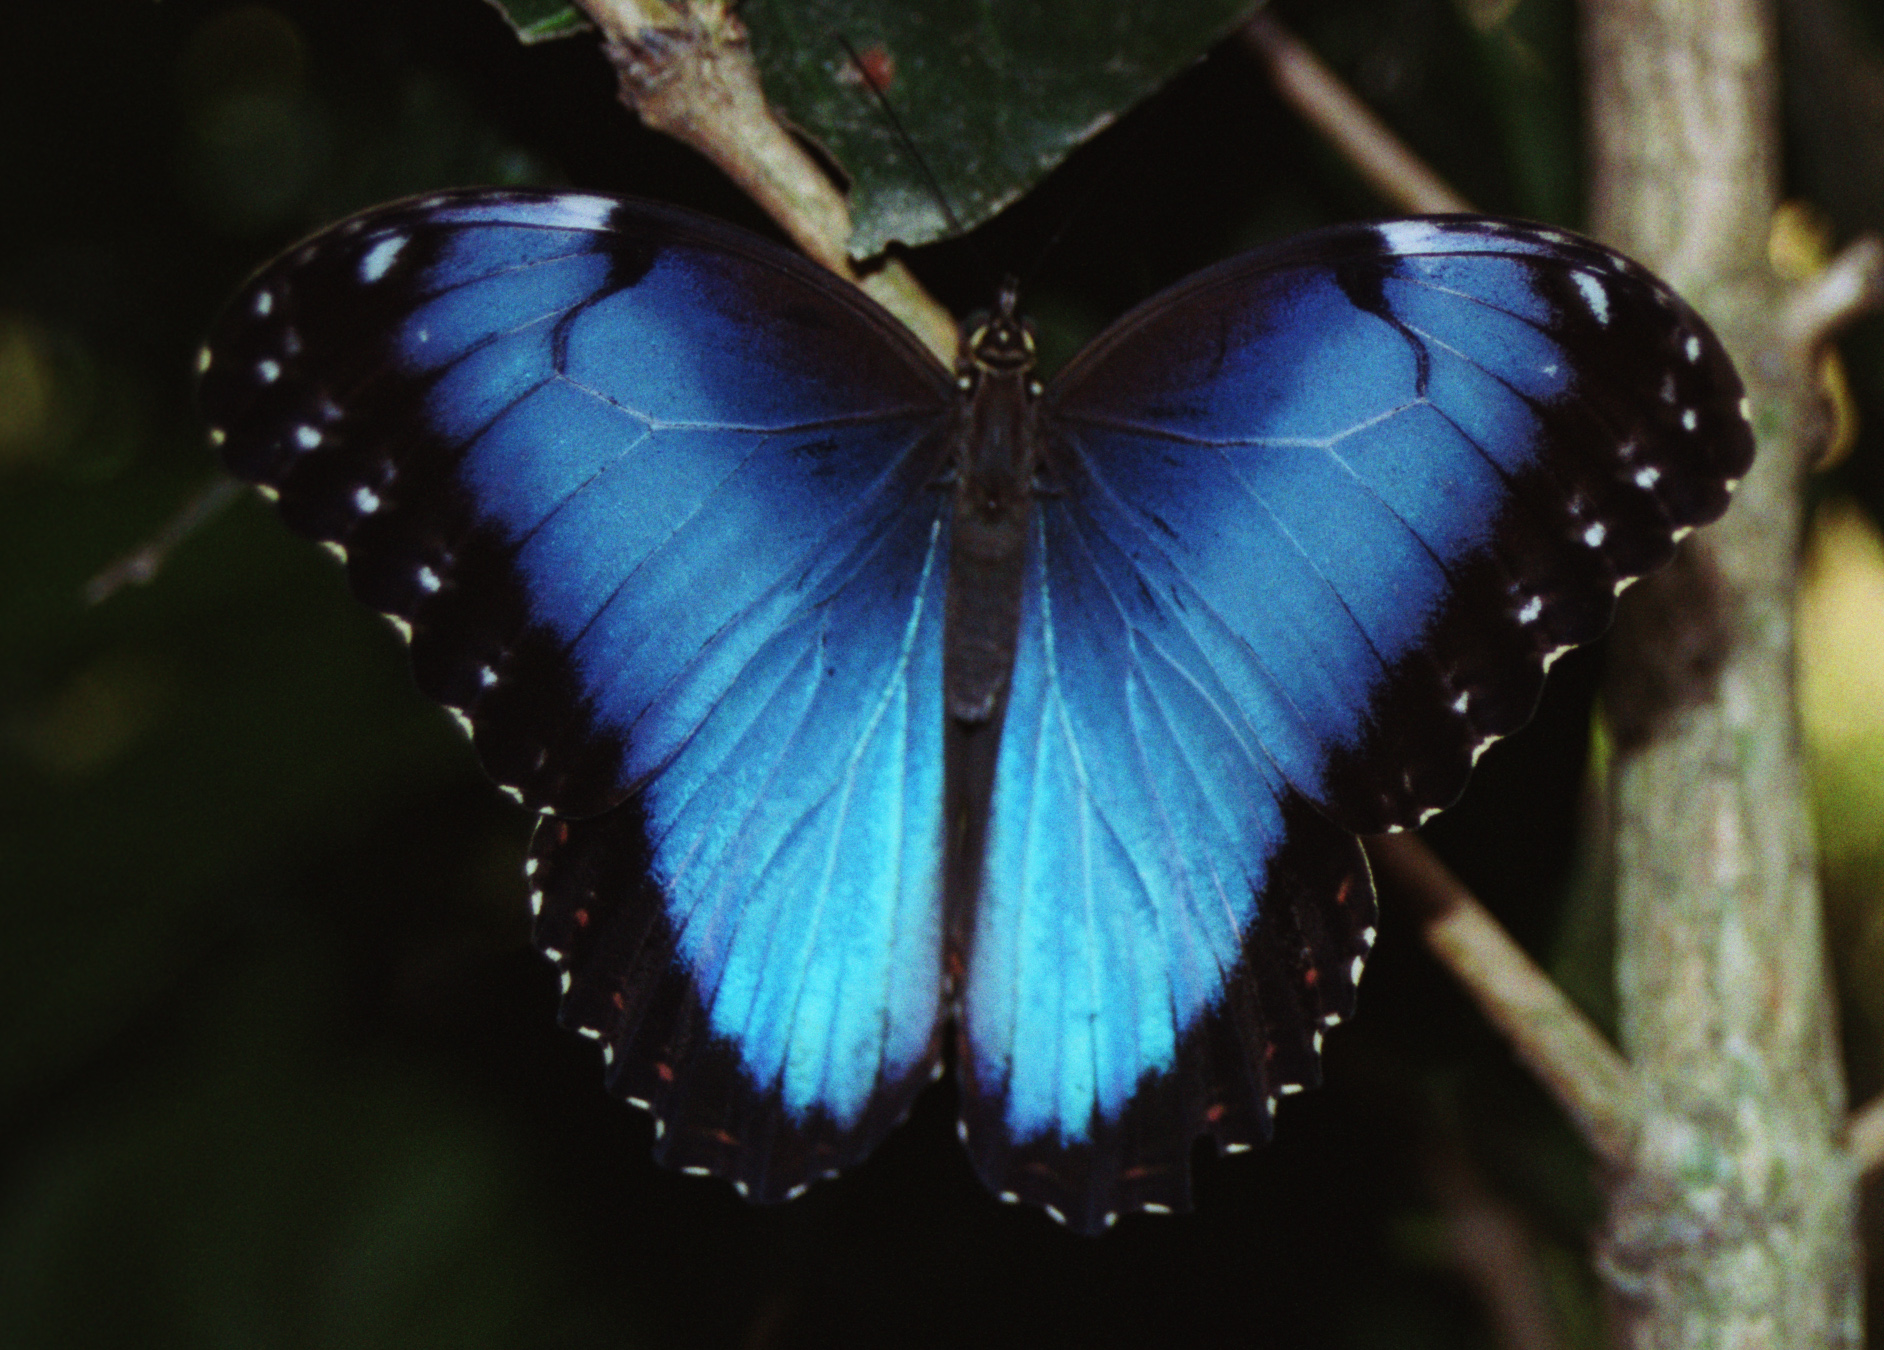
left=958, top=217, right=1753, bottom=1230
left=198, top=189, right=960, bottom=1199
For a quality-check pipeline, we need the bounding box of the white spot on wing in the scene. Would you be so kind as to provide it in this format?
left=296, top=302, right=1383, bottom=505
left=1375, top=219, right=1452, bottom=255
left=1141, top=1203, right=1172, bottom=1216
left=1572, top=270, right=1610, bottom=324
left=254, top=483, right=278, bottom=502
left=352, top=486, right=380, bottom=513
left=1738, top=397, right=1752, bottom=422
left=1635, top=466, right=1661, bottom=489
left=547, top=194, right=618, bottom=230
left=1351, top=954, right=1366, bottom=985
left=257, top=358, right=281, bottom=384
left=1680, top=408, right=1698, bottom=431
left=416, top=565, right=442, bottom=593
left=253, top=289, right=274, bottom=317
left=577, top=1026, right=600, bottom=1040
left=293, top=425, right=322, bottom=450
left=195, top=346, right=212, bottom=374
left=1517, top=596, right=1544, bottom=625
left=1583, top=522, right=1607, bottom=548
left=1279, top=1083, right=1305, bottom=1096
left=207, top=427, right=226, bottom=447
left=359, top=234, right=408, bottom=283
left=1684, top=334, right=1702, bottom=362
left=542, top=946, right=562, bottom=963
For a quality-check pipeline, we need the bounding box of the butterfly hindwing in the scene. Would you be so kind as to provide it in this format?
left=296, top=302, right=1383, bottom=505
left=199, top=189, right=961, bottom=1198
left=955, top=217, right=1751, bottom=1228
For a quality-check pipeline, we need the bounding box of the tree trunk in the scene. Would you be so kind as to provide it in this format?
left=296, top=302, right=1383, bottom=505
left=1583, top=0, right=1863, bottom=1344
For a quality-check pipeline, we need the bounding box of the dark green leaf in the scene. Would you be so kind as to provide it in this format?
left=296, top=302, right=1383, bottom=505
left=745, top=0, right=1265, bottom=254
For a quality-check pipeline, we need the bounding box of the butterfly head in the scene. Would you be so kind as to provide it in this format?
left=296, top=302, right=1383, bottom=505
left=961, top=279, right=1037, bottom=384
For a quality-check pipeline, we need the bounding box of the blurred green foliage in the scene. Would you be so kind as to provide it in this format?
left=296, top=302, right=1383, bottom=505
left=4, top=0, right=1884, bottom=1346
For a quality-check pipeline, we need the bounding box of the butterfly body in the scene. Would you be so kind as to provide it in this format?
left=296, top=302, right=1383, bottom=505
left=944, top=294, right=1039, bottom=726
left=198, top=191, right=1752, bottom=1232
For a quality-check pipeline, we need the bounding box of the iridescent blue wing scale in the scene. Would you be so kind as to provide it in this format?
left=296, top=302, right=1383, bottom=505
left=198, top=190, right=960, bottom=1200
left=957, top=217, right=1753, bottom=1231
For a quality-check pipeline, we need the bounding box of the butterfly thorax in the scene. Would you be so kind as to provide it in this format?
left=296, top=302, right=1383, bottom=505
left=943, top=288, right=1039, bottom=726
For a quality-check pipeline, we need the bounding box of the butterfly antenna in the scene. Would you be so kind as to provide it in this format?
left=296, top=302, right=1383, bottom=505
left=836, top=36, right=980, bottom=259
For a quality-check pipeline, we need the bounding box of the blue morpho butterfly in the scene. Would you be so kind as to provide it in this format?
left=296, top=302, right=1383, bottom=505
left=197, top=189, right=1752, bottom=1233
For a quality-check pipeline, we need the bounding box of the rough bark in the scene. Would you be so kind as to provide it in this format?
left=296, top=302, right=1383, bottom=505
left=1582, top=0, right=1863, bottom=1344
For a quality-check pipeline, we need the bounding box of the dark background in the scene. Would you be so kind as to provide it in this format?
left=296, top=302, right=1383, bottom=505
left=5, top=1, right=1884, bottom=1345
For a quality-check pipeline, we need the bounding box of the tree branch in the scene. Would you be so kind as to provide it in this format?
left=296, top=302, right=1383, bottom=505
left=1778, top=234, right=1884, bottom=358
left=1843, top=1091, right=1884, bottom=1177
left=1370, top=834, right=1642, bottom=1169
left=1238, top=12, right=1472, bottom=215
left=571, top=0, right=959, bottom=364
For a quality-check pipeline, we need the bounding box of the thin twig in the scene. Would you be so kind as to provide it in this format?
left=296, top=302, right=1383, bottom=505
left=572, top=0, right=959, bottom=364
left=1779, top=234, right=1884, bottom=358
left=84, top=474, right=245, bottom=605
left=1368, top=834, right=1642, bottom=1169
left=1844, top=1092, right=1884, bottom=1177
left=1238, top=12, right=1472, bottom=215
left=1430, top=1141, right=1566, bottom=1350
